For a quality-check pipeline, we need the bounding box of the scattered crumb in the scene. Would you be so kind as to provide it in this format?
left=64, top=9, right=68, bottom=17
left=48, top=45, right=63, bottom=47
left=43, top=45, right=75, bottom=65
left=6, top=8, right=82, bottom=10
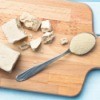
left=19, top=41, right=30, bottom=51
left=30, top=37, right=42, bottom=51
left=28, top=33, right=33, bottom=39
left=60, top=38, right=68, bottom=45
left=42, top=31, right=55, bottom=44
left=41, top=20, right=52, bottom=33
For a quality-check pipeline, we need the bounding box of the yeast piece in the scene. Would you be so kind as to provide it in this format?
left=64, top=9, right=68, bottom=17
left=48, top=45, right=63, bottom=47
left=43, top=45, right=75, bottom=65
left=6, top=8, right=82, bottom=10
left=0, top=42, right=20, bottom=72
left=42, top=31, right=55, bottom=44
left=30, top=38, right=42, bottom=51
left=19, top=12, right=41, bottom=31
left=41, top=20, right=52, bottom=33
left=1, top=19, right=27, bottom=43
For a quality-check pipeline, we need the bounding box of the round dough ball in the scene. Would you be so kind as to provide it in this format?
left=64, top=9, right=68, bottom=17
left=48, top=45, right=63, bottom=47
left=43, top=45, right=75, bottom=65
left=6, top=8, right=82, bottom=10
left=70, top=33, right=96, bottom=55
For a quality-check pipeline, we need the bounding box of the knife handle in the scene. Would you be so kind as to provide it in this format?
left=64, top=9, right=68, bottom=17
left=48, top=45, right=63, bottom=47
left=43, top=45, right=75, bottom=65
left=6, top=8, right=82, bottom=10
left=16, top=49, right=70, bottom=82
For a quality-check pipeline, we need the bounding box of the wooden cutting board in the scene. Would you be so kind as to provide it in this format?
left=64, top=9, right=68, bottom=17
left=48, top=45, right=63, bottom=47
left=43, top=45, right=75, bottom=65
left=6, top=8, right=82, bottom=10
left=0, top=0, right=100, bottom=97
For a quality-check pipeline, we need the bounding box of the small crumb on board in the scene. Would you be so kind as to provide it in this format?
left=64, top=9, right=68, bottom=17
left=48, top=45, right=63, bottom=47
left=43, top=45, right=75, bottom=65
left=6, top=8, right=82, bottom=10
left=60, top=38, right=68, bottom=45
left=28, top=33, right=33, bottom=39
left=18, top=41, right=30, bottom=51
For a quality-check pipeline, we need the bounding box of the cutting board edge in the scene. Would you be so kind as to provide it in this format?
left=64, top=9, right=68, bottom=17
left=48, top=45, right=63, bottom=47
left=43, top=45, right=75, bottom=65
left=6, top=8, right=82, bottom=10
left=0, top=0, right=95, bottom=97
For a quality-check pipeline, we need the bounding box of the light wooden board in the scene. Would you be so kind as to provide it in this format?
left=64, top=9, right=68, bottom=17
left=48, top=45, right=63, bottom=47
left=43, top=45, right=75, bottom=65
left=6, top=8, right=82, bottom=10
left=0, top=0, right=100, bottom=96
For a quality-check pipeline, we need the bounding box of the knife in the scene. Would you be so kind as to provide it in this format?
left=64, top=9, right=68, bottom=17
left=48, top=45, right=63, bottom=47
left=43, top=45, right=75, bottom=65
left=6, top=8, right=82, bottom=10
left=16, top=33, right=100, bottom=82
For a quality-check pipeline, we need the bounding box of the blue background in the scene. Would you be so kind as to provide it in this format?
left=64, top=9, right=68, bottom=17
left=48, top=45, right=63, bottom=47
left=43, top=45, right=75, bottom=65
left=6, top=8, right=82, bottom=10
left=70, top=0, right=100, bottom=1
left=0, top=1, right=100, bottom=100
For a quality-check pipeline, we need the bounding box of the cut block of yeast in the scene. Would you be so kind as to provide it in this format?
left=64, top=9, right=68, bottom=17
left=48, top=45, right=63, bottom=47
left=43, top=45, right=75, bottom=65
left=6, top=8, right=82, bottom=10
left=0, top=42, right=20, bottom=72
left=1, top=19, right=27, bottom=43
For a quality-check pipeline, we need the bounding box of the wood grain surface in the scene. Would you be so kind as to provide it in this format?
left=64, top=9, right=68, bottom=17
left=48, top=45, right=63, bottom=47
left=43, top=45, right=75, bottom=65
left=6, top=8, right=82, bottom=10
left=0, top=0, right=100, bottom=96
